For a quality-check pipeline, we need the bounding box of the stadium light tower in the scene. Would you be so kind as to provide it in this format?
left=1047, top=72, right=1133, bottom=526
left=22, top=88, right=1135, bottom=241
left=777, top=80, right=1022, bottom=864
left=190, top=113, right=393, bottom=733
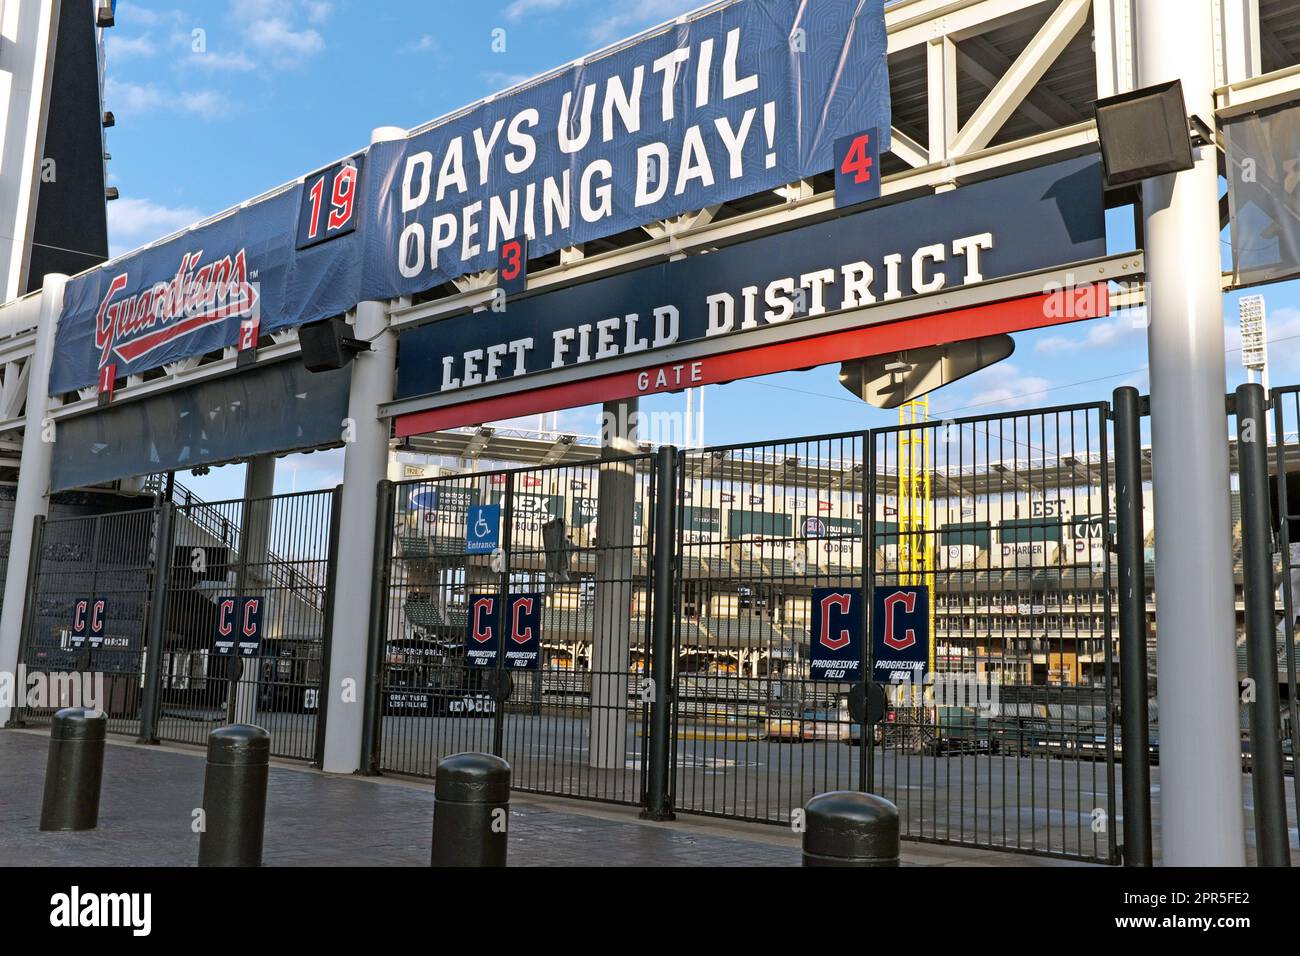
left=1239, top=294, right=1269, bottom=391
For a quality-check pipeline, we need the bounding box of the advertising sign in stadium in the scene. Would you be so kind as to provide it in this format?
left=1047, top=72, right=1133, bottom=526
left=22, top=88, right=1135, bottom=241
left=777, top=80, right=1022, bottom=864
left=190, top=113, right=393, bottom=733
left=391, top=155, right=1109, bottom=434
left=48, top=0, right=891, bottom=397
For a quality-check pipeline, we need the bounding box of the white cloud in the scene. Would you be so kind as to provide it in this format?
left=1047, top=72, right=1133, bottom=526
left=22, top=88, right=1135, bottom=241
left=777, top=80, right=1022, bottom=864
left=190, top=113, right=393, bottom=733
left=1035, top=311, right=1146, bottom=354
left=107, top=80, right=230, bottom=116
left=245, top=16, right=325, bottom=58
left=586, top=0, right=700, bottom=43
left=185, top=48, right=257, bottom=71
left=403, top=34, right=439, bottom=54
left=107, top=197, right=205, bottom=254
left=481, top=70, right=536, bottom=92
left=943, top=363, right=1054, bottom=414
left=504, top=0, right=575, bottom=22
left=106, top=32, right=158, bottom=60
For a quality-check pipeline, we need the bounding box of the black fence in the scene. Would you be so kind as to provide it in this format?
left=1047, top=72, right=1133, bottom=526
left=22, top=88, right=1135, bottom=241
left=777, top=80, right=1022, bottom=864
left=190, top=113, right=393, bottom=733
left=672, top=432, right=867, bottom=823
left=156, top=489, right=339, bottom=760
left=362, top=403, right=1125, bottom=863
left=16, top=505, right=159, bottom=737
left=13, top=488, right=339, bottom=762
left=1267, top=388, right=1300, bottom=828
left=372, top=453, right=660, bottom=806
left=869, top=403, right=1116, bottom=861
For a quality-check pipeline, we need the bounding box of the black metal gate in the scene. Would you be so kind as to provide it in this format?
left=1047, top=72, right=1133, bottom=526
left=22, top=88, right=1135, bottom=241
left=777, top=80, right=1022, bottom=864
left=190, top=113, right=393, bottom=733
left=372, top=452, right=660, bottom=806
left=15, top=505, right=161, bottom=737
left=14, top=487, right=339, bottom=762
left=668, top=403, right=1118, bottom=862
left=1267, top=386, right=1300, bottom=825
left=869, top=402, right=1117, bottom=862
left=155, top=488, right=340, bottom=761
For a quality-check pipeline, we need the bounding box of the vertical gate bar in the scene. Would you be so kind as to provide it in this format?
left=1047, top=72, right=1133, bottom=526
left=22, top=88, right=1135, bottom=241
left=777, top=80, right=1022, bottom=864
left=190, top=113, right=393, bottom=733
left=138, top=502, right=174, bottom=744
left=1272, top=390, right=1300, bottom=837
left=361, top=479, right=396, bottom=775
left=313, top=486, right=345, bottom=767
left=85, top=517, right=102, bottom=684
left=644, top=444, right=677, bottom=820
left=864, top=433, right=877, bottom=794
left=8, top=514, right=46, bottom=728
left=670, top=449, right=686, bottom=813
left=1098, top=403, right=1119, bottom=865
left=492, top=472, right=514, bottom=758
left=1236, top=382, right=1292, bottom=867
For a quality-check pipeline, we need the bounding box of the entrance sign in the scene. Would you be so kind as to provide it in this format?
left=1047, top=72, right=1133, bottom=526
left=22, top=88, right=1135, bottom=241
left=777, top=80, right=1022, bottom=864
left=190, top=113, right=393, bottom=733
left=48, top=0, right=891, bottom=397
left=465, top=504, right=500, bottom=553
left=391, top=156, right=1108, bottom=432
left=70, top=598, right=106, bottom=649
left=214, top=596, right=263, bottom=657
left=809, top=587, right=863, bottom=681
left=871, top=585, right=929, bottom=683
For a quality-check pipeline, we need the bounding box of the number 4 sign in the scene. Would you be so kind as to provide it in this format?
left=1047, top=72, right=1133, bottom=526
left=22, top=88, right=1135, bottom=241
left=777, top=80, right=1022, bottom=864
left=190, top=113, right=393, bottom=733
left=833, top=129, right=882, bottom=208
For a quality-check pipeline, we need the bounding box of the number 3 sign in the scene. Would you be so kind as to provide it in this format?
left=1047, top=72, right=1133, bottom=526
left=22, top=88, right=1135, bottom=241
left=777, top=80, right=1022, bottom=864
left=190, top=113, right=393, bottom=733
left=833, top=129, right=881, bottom=208
left=498, top=235, right=528, bottom=295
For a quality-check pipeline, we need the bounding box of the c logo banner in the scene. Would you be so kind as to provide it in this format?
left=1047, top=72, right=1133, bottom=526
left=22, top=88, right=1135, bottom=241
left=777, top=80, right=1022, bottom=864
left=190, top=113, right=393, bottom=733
left=819, top=592, right=853, bottom=651
left=882, top=590, right=918, bottom=651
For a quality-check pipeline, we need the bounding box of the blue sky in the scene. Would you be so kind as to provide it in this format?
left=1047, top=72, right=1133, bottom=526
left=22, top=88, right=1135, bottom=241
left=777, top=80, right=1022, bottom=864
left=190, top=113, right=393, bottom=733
left=100, top=0, right=1300, bottom=500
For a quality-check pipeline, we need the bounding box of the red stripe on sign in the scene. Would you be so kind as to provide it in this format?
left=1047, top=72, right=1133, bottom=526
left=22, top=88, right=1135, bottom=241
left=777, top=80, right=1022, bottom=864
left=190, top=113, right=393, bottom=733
left=396, top=284, right=1108, bottom=438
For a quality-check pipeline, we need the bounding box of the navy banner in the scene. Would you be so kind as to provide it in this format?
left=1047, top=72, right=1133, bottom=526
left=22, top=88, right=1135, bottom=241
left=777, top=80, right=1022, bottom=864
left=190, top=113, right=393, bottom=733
left=48, top=0, right=890, bottom=397
left=361, top=0, right=890, bottom=298
left=809, top=587, right=863, bottom=681
left=871, top=584, right=929, bottom=683
left=49, top=170, right=367, bottom=394
left=395, top=155, right=1106, bottom=401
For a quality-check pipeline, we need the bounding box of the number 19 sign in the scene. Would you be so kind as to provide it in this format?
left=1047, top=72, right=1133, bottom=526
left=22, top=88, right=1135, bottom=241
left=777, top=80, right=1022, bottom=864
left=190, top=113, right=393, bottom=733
left=297, top=155, right=364, bottom=249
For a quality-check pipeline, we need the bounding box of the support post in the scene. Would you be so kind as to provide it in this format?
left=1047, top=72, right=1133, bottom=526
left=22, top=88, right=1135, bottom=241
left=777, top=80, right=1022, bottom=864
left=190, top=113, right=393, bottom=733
left=320, top=125, right=403, bottom=773
left=40, top=707, right=107, bottom=831
left=590, top=399, right=637, bottom=769
left=198, top=724, right=270, bottom=867
left=360, top=480, right=395, bottom=775
left=1136, top=0, right=1246, bottom=865
left=1112, top=387, right=1153, bottom=867
left=0, top=273, right=65, bottom=728
left=1235, top=383, right=1291, bottom=866
left=431, top=753, right=511, bottom=867
left=642, top=444, right=677, bottom=820
left=231, top=455, right=275, bottom=725
left=138, top=502, right=175, bottom=744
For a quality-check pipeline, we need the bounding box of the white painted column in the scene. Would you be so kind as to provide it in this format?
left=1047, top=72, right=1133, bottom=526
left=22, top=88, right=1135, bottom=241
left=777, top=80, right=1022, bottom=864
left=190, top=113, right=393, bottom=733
left=233, top=455, right=275, bottom=724
left=320, top=126, right=404, bottom=773
left=0, top=272, right=65, bottom=725
left=589, top=398, right=637, bottom=769
left=1137, top=0, right=1247, bottom=865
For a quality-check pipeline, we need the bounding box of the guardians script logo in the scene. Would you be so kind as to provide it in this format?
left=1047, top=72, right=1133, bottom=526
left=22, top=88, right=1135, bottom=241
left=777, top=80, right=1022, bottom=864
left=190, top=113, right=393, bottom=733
left=94, top=248, right=259, bottom=368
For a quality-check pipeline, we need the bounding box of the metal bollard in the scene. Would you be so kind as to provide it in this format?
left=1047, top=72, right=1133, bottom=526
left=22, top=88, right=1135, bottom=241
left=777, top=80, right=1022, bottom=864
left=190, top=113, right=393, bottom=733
left=431, top=752, right=510, bottom=866
left=40, top=708, right=108, bottom=831
left=198, top=724, right=270, bottom=867
left=802, top=791, right=900, bottom=866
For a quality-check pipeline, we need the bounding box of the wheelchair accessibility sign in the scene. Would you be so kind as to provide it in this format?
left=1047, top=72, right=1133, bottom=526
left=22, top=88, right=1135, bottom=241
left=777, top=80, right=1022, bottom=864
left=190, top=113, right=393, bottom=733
left=466, top=504, right=500, bottom=554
